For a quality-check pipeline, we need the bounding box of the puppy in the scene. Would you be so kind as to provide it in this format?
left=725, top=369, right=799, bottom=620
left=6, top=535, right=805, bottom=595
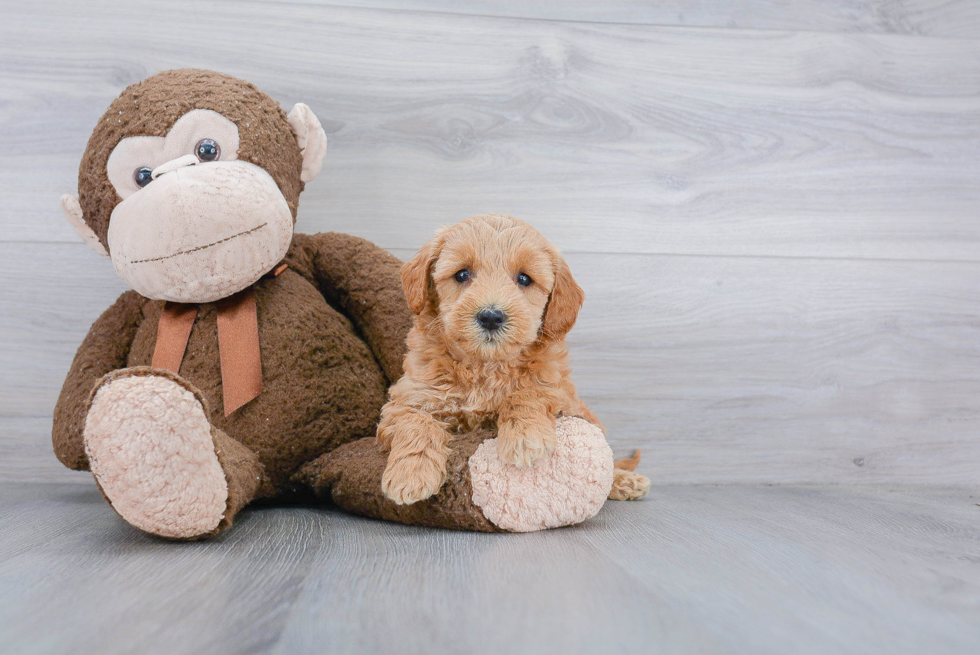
left=379, top=214, right=650, bottom=505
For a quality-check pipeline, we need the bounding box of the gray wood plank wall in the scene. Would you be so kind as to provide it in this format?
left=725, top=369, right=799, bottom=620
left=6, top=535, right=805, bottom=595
left=1, top=0, right=978, bottom=484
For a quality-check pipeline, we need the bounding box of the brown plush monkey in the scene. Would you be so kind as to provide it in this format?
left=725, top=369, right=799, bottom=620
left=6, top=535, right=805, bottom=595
left=54, top=69, right=413, bottom=539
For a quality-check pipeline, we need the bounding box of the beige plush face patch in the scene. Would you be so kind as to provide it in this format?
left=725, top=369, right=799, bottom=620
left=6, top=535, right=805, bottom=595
left=107, top=109, right=242, bottom=199
left=104, top=109, right=293, bottom=303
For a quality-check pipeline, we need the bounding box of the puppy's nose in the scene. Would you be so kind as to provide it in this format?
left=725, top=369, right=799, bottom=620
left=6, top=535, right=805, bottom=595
left=476, top=308, right=507, bottom=332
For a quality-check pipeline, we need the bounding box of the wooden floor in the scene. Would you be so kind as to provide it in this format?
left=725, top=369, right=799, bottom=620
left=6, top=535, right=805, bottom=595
left=2, top=0, right=980, bottom=652
left=0, top=483, right=978, bottom=655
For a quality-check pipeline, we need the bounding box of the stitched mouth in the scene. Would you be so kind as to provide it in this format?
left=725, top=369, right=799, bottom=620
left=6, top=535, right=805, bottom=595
left=130, top=223, right=268, bottom=264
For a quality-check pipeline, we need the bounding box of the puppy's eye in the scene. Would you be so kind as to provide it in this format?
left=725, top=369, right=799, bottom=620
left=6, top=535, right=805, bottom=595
left=134, top=166, right=153, bottom=188
left=195, top=138, right=220, bottom=162
left=454, top=269, right=471, bottom=283
left=516, top=272, right=533, bottom=287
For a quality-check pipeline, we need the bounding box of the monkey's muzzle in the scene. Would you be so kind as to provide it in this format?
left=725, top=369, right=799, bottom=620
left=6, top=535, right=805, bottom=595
left=107, top=160, right=294, bottom=304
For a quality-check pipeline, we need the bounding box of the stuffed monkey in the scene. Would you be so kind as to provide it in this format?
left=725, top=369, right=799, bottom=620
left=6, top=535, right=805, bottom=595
left=54, top=69, right=413, bottom=539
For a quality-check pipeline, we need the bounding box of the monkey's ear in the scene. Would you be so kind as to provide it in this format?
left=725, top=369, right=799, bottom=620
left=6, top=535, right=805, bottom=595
left=287, top=103, right=328, bottom=183
left=61, top=194, right=108, bottom=257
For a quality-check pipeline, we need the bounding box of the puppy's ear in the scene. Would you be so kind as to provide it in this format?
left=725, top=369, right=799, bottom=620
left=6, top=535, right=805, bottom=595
left=541, top=253, right=584, bottom=340
left=401, top=238, right=439, bottom=315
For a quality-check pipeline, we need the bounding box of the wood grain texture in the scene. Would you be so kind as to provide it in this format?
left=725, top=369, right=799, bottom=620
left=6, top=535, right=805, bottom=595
left=6, top=243, right=979, bottom=484
left=0, top=418, right=77, bottom=485
left=1, top=0, right=978, bottom=485
left=270, top=0, right=980, bottom=38
left=1, top=482, right=978, bottom=654
left=2, top=1, right=980, bottom=260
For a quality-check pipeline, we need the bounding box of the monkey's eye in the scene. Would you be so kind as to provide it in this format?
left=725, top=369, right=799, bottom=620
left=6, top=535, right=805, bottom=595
left=516, top=272, right=533, bottom=287
left=454, top=269, right=471, bottom=283
left=195, top=138, right=220, bottom=162
left=134, top=166, right=154, bottom=188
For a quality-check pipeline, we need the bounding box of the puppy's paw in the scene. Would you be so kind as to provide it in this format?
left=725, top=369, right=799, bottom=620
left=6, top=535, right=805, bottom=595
left=608, top=469, right=650, bottom=501
left=381, top=451, right=448, bottom=505
left=496, top=421, right=557, bottom=468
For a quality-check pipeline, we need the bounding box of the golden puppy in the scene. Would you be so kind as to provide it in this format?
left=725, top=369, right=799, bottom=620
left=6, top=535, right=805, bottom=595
left=379, top=214, right=650, bottom=505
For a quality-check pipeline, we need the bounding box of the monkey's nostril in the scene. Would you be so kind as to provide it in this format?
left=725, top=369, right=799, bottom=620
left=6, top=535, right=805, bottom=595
left=151, top=154, right=200, bottom=180
left=476, top=308, right=507, bottom=332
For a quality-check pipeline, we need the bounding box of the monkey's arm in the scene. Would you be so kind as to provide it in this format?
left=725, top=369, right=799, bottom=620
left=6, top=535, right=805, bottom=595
left=291, top=232, right=413, bottom=384
left=52, top=290, right=147, bottom=470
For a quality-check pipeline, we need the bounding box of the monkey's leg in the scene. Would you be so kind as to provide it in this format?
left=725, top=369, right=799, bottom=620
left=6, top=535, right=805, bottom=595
left=295, top=428, right=502, bottom=532
left=83, top=368, right=264, bottom=539
left=295, top=417, right=617, bottom=532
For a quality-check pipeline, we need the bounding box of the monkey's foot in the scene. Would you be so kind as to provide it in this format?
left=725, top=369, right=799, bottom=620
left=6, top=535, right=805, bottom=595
left=83, top=369, right=229, bottom=539
left=469, top=416, right=615, bottom=532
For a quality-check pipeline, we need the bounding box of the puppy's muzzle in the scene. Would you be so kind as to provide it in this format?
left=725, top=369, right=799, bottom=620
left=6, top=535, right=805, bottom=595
left=475, top=307, right=507, bottom=332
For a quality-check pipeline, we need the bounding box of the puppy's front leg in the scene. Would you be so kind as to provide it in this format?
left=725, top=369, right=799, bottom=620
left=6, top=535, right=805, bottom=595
left=378, top=402, right=451, bottom=505
left=497, top=390, right=557, bottom=468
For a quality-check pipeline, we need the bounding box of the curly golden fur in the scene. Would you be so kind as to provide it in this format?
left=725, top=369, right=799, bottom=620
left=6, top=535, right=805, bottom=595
left=378, top=214, right=649, bottom=505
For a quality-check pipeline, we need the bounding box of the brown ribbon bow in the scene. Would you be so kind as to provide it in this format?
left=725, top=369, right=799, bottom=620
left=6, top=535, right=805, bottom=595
left=150, top=264, right=286, bottom=416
